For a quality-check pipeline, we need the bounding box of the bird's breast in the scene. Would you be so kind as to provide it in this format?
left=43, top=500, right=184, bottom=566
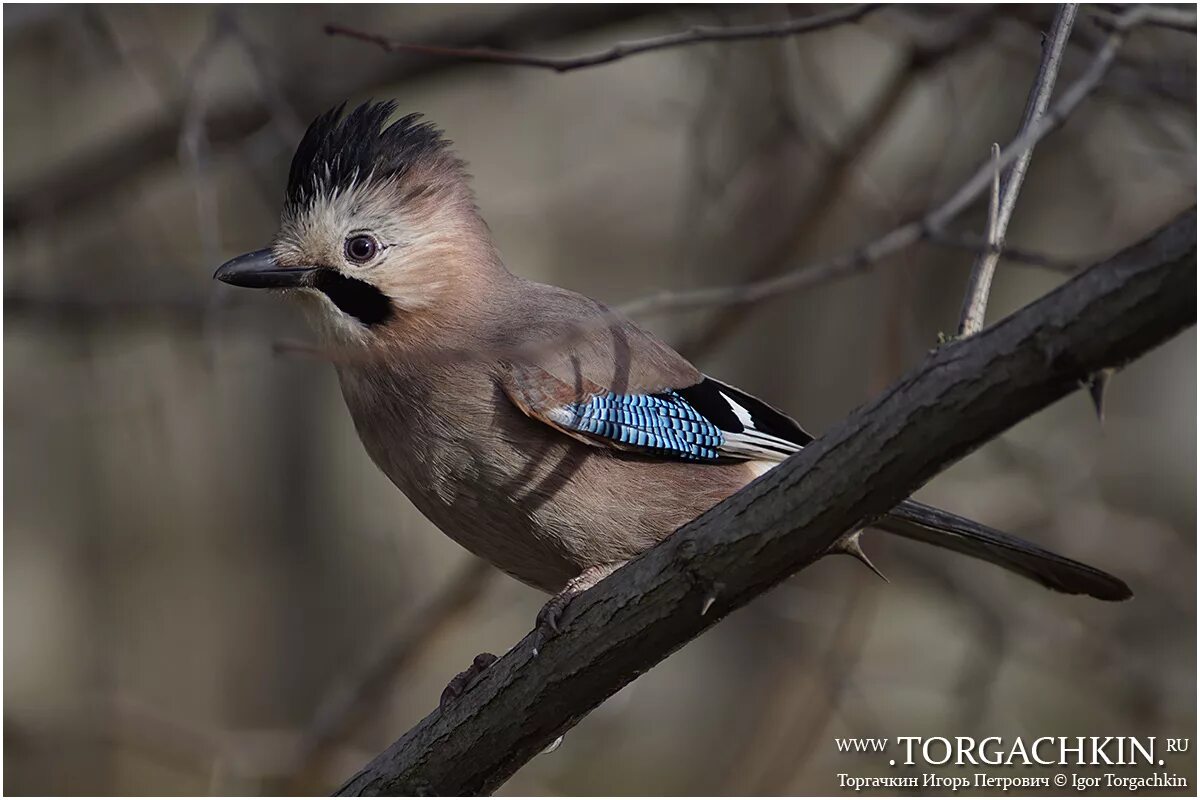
left=333, top=364, right=759, bottom=593
left=334, top=365, right=586, bottom=590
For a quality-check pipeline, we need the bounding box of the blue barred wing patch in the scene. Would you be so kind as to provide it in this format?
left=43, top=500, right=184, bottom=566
left=548, top=391, right=725, bottom=460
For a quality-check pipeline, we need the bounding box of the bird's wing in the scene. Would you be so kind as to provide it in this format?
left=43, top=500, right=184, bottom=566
left=497, top=288, right=812, bottom=463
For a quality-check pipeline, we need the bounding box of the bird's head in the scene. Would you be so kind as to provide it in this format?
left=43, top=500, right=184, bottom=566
left=214, top=101, right=498, bottom=347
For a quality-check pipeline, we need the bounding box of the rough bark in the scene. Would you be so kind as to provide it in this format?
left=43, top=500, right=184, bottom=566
left=337, top=208, right=1196, bottom=796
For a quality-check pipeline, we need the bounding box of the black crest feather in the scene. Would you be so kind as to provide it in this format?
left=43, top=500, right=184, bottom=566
left=285, top=101, right=449, bottom=212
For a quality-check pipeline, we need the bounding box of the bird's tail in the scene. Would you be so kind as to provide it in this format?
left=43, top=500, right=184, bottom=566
left=874, top=499, right=1131, bottom=601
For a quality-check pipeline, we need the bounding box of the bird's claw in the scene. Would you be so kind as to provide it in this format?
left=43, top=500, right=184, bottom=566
left=439, top=652, right=498, bottom=708
left=532, top=595, right=569, bottom=655
left=531, top=563, right=625, bottom=656
left=537, top=598, right=565, bottom=634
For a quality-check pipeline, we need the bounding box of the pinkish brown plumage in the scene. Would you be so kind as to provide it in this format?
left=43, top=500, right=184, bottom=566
left=215, top=102, right=1131, bottom=634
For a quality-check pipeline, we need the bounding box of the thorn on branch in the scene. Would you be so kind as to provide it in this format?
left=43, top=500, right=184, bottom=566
left=700, top=582, right=724, bottom=616
left=619, top=2, right=1171, bottom=322
left=1086, top=368, right=1116, bottom=423
left=680, top=542, right=724, bottom=616
left=828, top=531, right=889, bottom=583
left=334, top=209, right=1195, bottom=797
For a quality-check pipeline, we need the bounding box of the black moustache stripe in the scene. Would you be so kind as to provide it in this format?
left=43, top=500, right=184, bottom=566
left=310, top=269, right=394, bottom=326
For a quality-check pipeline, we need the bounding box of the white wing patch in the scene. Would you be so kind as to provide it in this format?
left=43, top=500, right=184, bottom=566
left=719, top=432, right=802, bottom=461
left=713, top=391, right=803, bottom=461
left=526, top=375, right=812, bottom=465
left=719, top=390, right=755, bottom=427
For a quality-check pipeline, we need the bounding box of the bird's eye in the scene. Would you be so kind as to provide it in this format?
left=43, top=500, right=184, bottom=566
left=344, top=234, right=379, bottom=264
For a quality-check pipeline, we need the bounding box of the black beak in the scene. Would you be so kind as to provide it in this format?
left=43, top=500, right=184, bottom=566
left=213, top=249, right=317, bottom=289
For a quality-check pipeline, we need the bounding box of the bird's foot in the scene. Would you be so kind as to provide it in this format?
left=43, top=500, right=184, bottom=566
left=533, top=562, right=625, bottom=655
left=439, top=652, right=498, bottom=709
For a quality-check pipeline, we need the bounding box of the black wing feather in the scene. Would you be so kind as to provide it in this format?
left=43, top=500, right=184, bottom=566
left=677, top=377, right=813, bottom=447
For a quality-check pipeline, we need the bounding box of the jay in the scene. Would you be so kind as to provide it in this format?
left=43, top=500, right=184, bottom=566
left=216, top=102, right=1129, bottom=655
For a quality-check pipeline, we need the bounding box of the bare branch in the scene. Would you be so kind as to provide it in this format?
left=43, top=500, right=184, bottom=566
left=1089, top=4, right=1196, bottom=34
left=926, top=230, right=1080, bottom=272
left=335, top=208, right=1196, bottom=796
left=324, top=5, right=885, bottom=73
left=957, top=4, right=1077, bottom=338
left=286, top=560, right=493, bottom=790
left=4, top=6, right=666, bottom=234
left=957, top=141, right=1004, bottom=335
left=679, top=7, right=997, bottom=359
left=619, top=5, right=1149, bottom=320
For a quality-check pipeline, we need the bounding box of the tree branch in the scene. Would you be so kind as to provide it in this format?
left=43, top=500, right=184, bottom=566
left=3, top=6, right=666, bottom=234
left=1089, top=4, right=1196, bottom=34
left=285, top=559, right=493, bottom=791
left=957, top=141, right=1003, bottom=335
left=324, top=5, right=884, bottom=73
left=335, top=208, right=1195, bottom=796
left=927, top=229, right=1080, bottom=272
left=618, top=4, right=1153, bottom=320
left=679, top=7, right=996, bottom=359
left=957, top=3, right=1077, bottom=337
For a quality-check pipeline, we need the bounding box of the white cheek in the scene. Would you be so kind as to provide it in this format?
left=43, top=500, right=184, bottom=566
left=295, top=289, right=370, bottom=345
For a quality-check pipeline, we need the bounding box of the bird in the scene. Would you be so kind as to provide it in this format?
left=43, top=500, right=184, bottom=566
left=215, top=101, right=1130, bottom=678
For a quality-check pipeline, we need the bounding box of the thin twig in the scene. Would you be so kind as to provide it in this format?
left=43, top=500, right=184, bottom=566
left=957, top=143, right=1005, bottom=335
left=1004, top=8, right=1195, bottom=109
left=1089, top=4, right=1196, bottom=34
left=957, top=4, right=1077, bottom=337
left=286, top=559, right=493, bottom=791
left=335, top=209, right=1196, bottom=796
left=259, top=223, right=1084, bottom=376
left=731, top=576, right=881, bottom=793
left=926, top=230, right=1080, bottom=272
left=177, top=10, right=229, bottom=269
left=178, top=9, right=239, bottom=366
left=81, top=692, right=306, bottom=788
left=6, top=6, right=665, bottom=234
left=324, top=5, right=885, bottom=73
left=679, top=7, right=996, bottom=359
left=617, top=5, right=1147, bottom=321
left=226, top=16, right=306, bottom=145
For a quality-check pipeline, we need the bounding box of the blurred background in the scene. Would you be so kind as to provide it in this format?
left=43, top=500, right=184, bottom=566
left=4, top=4, right=1196, bottom=795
